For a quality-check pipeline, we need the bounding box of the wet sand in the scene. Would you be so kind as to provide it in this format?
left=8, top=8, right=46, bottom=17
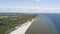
left=25, top=15, right=59, bottom=34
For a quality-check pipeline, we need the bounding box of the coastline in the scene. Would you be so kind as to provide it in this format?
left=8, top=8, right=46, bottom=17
left=10, top=19, right=35, bottom=34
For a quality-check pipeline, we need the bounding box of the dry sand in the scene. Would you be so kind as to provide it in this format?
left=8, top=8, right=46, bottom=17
left=10, top=19, right=35, bottom=34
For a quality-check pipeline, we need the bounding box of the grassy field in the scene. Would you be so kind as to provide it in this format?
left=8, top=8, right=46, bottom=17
left=0, top=13, right=37, bottom=34
left=0, top=16, right=8, bottom=18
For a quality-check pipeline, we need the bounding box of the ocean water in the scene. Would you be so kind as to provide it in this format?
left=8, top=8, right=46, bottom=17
left=39, top=13, right=60, bottom=34
left=25, top=13, right=60, bottom=34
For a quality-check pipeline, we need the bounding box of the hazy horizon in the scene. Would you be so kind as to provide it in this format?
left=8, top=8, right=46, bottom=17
left=0, top=0, right=60, bottom=13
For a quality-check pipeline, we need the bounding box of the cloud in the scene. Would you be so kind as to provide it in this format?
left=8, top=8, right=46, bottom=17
left=35, top=0, right=39, bottom=2
left=0, top=8, right=60, bottom=13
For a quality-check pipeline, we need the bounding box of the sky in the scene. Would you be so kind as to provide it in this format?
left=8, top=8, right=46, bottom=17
left=0, top=0, right=60, bottom=13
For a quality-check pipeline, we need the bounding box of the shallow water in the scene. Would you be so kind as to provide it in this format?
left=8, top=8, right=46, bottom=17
left=25, top=15, right=59, bottom=34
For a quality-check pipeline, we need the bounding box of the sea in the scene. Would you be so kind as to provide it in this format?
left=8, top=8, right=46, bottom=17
left=25, top=13, right=60, bottom=34
left=40, top=13, right=60, bottom=33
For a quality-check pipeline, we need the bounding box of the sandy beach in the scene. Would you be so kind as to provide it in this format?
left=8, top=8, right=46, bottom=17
left=10, top=19, right=35, bottom=34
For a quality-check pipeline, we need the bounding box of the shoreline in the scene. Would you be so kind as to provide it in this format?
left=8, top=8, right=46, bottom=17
left=10, top=19, right=35, bottom=34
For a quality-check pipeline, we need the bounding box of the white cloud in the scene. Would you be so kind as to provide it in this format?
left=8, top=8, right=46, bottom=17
left=35, top=0, right=39, bottom=2
left=0, top=8, right=60, bottom=13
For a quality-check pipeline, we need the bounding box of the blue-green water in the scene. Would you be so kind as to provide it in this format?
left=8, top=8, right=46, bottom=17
left=40, top=13, right=60, bottom=33
left=25, top=13, right=60, bottom=34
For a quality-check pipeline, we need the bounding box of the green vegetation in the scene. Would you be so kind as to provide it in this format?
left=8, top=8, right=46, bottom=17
left=0, top=13, right=37, bottom=34
left=0, top=16, right=8, bottom=18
